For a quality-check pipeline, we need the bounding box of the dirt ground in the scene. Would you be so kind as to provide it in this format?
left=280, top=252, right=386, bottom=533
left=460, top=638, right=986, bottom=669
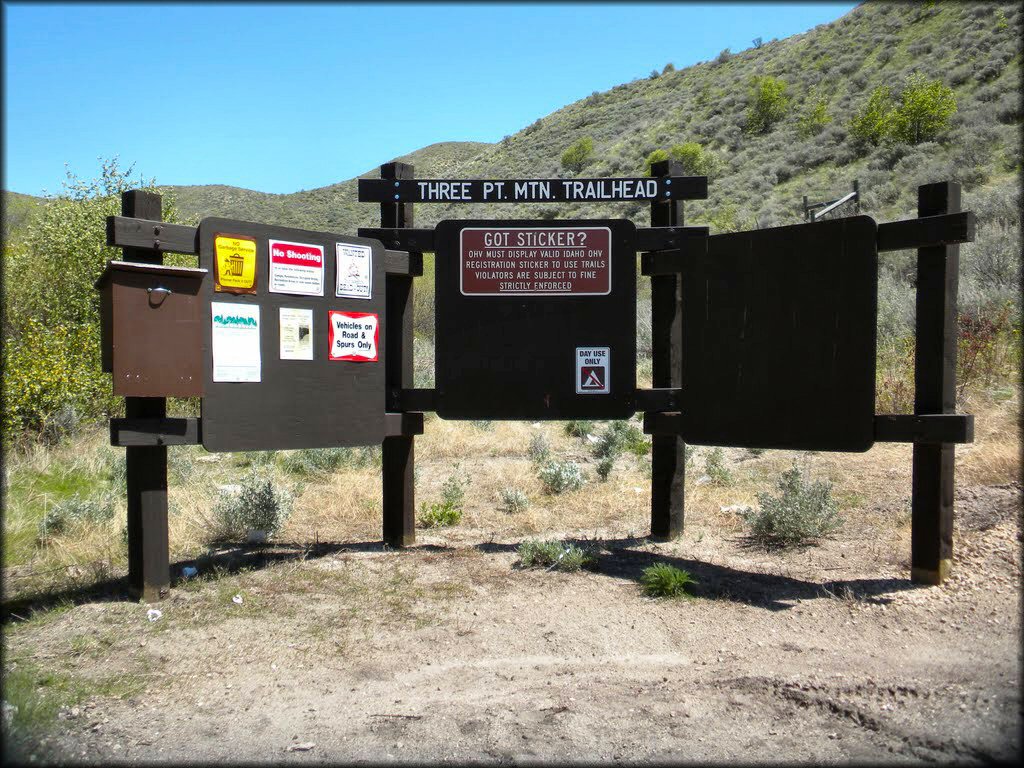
left=4, top=476, right=1020, bottom=765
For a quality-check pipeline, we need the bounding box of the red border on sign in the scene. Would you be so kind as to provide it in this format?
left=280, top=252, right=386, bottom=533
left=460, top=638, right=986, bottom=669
left=328, top=310, right=379, bottom=362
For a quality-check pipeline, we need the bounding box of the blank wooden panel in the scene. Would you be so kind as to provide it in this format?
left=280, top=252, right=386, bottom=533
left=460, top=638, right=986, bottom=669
left=680, top=216, right=878, bottom=451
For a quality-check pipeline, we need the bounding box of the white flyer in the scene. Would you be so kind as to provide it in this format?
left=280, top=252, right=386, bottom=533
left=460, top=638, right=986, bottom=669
left=211, top=302, right=261, bottom=382
left=279, top=307, right=314, bottom=360
left=335, top=242, right=372, bottom=299
left=268, top=239, right=324, bottom=296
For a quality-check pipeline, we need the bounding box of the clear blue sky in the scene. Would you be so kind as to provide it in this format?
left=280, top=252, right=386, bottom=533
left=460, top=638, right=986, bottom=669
left=3, top=2, right=857, bottom=196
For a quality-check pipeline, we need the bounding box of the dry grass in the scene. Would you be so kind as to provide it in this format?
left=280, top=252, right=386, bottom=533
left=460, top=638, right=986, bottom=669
left=2, top=396, right=1018, bottom=603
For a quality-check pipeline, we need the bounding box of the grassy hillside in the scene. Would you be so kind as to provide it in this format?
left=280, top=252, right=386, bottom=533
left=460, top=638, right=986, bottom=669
left=166, top=141, right=492, bottom=230
left=2, top=191, right=43, bottom=241
left=164, top=2, right=1019, bottom=236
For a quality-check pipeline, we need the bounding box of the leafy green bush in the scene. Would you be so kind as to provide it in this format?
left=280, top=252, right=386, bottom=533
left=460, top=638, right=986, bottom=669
left=640, top=563, right=698, bottom=598
left=418, top=502, right=462, bottom=528
left=596, top=456, right=615, bottom=481
left=704, top=447, right=732, bottom=486
left=564, top=420, right=595, bottom=438
left=538, top=459, right=586, bottom=495
left=594, top=421, right=649, bottom=460
left=561, top=137, right=594, bottom=173
left=498, top=487, right=530, bottom=514
left=2, top=159, right=186, bottom=441
left=851, top=74, right=957, bottom=146
left=669, top=141, right=720, bottom=178
left=798, top=89, right=833, bottom=137
left=745, top=75, right=790, bottom=134
left=214, top=469, right=293, bottom=539
left=739, top=465, right=842, bottom=547
left=418, top=467, right=470, bottom=528
left=643, top=149, right=670, bottom=176
left=37, top=494, right=115, bottom=542
left=517, top=538, right=595, bottom=571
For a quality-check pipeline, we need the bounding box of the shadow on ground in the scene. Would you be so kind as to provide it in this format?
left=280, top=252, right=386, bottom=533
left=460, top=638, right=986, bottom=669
left=2, top=534, right=921, bottom=623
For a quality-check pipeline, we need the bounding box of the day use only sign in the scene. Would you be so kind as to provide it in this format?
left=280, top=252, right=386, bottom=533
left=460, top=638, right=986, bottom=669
left=460, top=226, right=611, bottom=296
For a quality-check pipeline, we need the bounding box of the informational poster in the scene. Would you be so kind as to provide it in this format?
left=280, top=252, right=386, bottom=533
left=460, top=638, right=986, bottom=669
left=460, top=227, right=611, bottom=296
left=328, top=310, right=378, bottom=362
left=211, top=302, right=261, bottom=382
left=576, top=347, right=610, bottom=394
left=279, top=307, right=313, bottom=360
left=268, top=239, right=324, bottom=296
left=335, top=243, right=373, bottom=299
left=214, top=234, right=257, bottom=294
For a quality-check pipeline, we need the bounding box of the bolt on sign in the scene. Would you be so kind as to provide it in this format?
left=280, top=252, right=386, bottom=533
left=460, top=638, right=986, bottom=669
left=434, top=219, right=637, bottom=421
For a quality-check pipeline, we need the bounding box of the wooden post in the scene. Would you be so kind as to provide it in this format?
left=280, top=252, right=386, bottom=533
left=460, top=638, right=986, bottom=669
left=648, top=159, right=686, bottom=540
left=120, top=190, right=170, bottom=601
left=911, top=181, right=960, bottom=585
left=380, top=162, right=417, bottom=547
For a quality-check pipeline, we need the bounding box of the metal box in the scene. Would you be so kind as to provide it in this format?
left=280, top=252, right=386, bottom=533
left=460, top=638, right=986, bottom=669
left=96, top=260, right=208, bottom=397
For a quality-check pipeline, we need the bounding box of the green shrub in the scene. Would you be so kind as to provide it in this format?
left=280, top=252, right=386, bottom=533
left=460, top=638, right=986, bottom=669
left=561, top=137, right=594, bottom=173
left=643, top=149, right=670, bottom=176
left=419, top=467, right=470, bottom=528
left=498, top=487, right=530, bottom=514
left=37, top=494, right=115, bottom=542
left=214, top=469, right=293, bottom=539
left=704, top=447, right=732, bottom=486
left=418, top=502, right=462, bottom=528
left=669, top=141, right=720, bottom=178
left=739, top=465, right=842, bottom=548
left=564, top=420, right=595, bottom=438
left=641, top=563, right=698, bottom=598
left=594, top=421, right=650, bottom=460
left=745, top=75, right=790, bottom=134
left=596, top=456, right=615, bottom=481
left=528, top=433, right=551, bottom=463
left=798, top=89, right=833, bottom=138
left=538, top=459, right=586, bottom=495
left=850, top=74, right=957, bottom=147
left=518, top=538, right=595, bottom=571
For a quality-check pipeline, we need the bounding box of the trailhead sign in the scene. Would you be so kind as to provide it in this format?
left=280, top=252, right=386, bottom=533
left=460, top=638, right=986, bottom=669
left=434, top=218, right=637, bottom=421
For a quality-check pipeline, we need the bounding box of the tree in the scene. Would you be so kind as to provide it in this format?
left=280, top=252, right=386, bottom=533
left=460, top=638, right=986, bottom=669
left=798, top=88, right=833, bottom=138
left=849, top=85, right=895, bottom=146
left=745, top=75, right=790, bottom=134
left=752, top=37, right=763, bottom=49
left=561, top=136, right=594, bottom=174
left=642, top=149, right=670, bottom=176
left=669, top=142, right=720, bottom=178
left=849, top=74, right=957, bottom=147
left=889, top=73, right=957, bottom=144
left=2, top=158, right=185, bottom=437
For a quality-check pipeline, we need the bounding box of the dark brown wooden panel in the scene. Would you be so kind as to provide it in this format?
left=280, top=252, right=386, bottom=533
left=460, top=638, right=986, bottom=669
left=874, top=414, right=973, bottom=444
left=680, top=216, right=879, bottom=451
left=198, top=217, right=386, bottom=452
left=358, top=176, right=708, bottom=203
left=434, top=219, right=637, bottom=420
left=357, top=228, right=435, bottom=252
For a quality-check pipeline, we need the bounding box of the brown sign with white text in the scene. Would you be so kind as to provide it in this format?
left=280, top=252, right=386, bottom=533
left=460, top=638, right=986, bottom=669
left=460, top=226, right=611, bottom=296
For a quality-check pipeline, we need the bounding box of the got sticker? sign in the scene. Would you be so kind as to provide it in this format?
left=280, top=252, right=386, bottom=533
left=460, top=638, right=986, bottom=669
left=329, top=311, right=378, bottom=362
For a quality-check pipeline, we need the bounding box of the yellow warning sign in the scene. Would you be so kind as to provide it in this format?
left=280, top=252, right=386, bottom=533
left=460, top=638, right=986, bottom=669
left=214, top=234, right=257, bottom=293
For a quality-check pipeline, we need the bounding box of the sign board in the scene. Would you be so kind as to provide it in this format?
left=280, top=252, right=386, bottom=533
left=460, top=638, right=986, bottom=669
left=198, top=217, right=386, bottom=452
left=460, top=226, right=611, bottom=296
left=358, top=176, right=708, bottom=204
left=679, top=216, right=878, bottom=451
left=434, top=219, right=637, bottom=420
